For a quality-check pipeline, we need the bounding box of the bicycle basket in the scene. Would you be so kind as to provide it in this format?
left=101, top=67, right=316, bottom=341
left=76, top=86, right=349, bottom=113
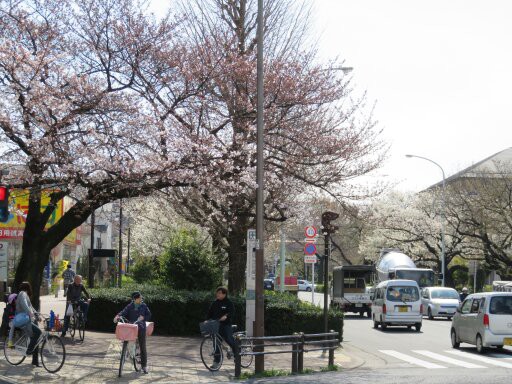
left=199, top=320, right=219, bottom=335
left=115, top=323, right=138, bottom=341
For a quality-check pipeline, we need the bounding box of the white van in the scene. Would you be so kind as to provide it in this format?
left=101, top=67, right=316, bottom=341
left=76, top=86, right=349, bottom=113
left=372, top=279, right=423, bottom=331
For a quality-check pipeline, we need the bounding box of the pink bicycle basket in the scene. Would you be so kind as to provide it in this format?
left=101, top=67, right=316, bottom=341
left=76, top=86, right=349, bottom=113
left=145, top=322, right=154, bottom=336
left=115, top=323, right=138, bottom=341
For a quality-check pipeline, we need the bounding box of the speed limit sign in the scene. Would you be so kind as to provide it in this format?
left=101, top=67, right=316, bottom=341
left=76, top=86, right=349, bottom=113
left=304, top=226, right=317, bottom=238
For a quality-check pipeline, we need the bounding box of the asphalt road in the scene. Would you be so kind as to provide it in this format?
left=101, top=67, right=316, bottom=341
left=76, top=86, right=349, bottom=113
left=290, top=294, right=512, bottom=384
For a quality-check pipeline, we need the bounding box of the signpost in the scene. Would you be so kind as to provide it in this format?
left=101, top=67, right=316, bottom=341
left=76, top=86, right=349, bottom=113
left=469, top=260, right=479, bottom=292
left=304, top=227, right=318, bottom=304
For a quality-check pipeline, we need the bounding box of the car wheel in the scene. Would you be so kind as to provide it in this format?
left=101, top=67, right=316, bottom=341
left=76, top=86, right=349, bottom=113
left=373, top=316, right=379, bottom=329
left=451, top=329, right=460, bottom=349
left=428, top=307, right=434, bottom=320
left=380, top=317, right=387, bottom=331
left=415, top=323, right=421, bottom=332
left=476, top=334, right=486, bottom=354
left=306, top=287, right=312, bottom=292
left=496, top=345, right=504, bottom=350
left=407, top=325, right=412, bottom=330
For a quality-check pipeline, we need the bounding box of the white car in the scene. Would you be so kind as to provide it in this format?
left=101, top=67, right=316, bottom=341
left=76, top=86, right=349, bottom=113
left=451, top=292, right=512, bottom=353
left=372, top=279, right=423, bottom=331
left=421, top=287, right=460, bottom=320
left=298, top=280, right=315, bottom=292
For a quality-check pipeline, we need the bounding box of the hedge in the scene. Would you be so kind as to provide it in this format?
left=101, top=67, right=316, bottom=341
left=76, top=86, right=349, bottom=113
left=85, top=285, right=343, bottom=339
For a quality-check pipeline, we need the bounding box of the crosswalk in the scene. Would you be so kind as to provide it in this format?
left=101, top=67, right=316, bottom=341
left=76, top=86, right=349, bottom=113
left=379, top=349, right=512, bottom=369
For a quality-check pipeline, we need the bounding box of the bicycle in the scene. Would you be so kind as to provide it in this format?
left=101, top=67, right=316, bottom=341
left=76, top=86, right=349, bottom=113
left=115, top=316, right=142, bottom=378
left=199, top=320, right=253, bottom=371
left=3, top=313, right=66, bottom=373
left=68, top=299, right=87, bottom=341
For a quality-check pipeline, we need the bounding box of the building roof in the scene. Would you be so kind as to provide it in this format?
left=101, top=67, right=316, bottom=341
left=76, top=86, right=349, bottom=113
left=429, top=147, right=512, bottom=189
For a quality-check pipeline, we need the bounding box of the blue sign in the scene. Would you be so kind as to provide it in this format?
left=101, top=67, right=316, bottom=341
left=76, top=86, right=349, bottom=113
left=304, top=243, right=317, bottom=256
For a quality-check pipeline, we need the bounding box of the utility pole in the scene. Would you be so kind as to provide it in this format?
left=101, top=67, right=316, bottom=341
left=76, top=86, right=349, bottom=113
left=88, top=210, right=95, bottom=289
left=118, top=199, right=123, bottom=288
left=321, top=211, right=339, bottom=333
left=254, top=0, right=265, bottom=373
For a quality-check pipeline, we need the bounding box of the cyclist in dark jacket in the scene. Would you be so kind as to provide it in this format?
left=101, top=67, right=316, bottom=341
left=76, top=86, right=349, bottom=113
left=207, top=286, right=236, bottom=369
left=61, top=275, right=91, bottom=337
left=114, top=292, right=151, bottom=374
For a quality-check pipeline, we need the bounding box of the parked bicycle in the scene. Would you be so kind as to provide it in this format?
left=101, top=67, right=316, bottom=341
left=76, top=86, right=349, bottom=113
left=68, top=299, right=86, bottom=341
left=199, top=320, right=253, bottom=371
left=115, top=316, right=142, bottom=378
left=3, top=313, right=66, bottom=373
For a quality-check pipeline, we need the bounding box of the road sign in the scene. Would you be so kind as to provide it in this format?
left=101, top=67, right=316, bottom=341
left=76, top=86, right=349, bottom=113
left=468, top=260, right=479, bottom=275
left=304, top=226, right=317, bottom=238
left=304, top=255, right=317, bottom=263
left=304, top=237, right=317, bottom=243
left=304, top=243, right=317, bottom=256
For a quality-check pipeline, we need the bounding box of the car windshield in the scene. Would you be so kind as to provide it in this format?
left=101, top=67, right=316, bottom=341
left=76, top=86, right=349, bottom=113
left=386, top=286, right=419, bottom=302
left=430, top=289, right=459, bottom=299
left=489, top=296, right=512, bottom=314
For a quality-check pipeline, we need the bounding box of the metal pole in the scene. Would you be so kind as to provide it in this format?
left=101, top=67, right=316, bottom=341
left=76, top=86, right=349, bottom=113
left=118, top=199, right=123, bottom=288
left=126, top=227, right=131, bottom=274
left=406, top=154, right=446, bottom=286
left=88, top=210, right=95, bottom=289
left=254, top=0, right=265, bottom=373
left=323, top=235, right=330, bottom=333
left=312, top=261, right=315, bottom=304
left=473, top=262, right=477, bottom=292
left=280, top=226, right=285, bottom=292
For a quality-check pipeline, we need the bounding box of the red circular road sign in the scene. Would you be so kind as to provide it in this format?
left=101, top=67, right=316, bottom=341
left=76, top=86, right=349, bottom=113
left=304, top=243, right=317, bottom=256
left=304, top=226, right=317, bottom=238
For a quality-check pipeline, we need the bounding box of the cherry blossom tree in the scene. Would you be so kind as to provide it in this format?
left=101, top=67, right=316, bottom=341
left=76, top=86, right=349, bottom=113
left=152, top=0, right=387, bottom=293
left=0, top=0, right=215, bottom=305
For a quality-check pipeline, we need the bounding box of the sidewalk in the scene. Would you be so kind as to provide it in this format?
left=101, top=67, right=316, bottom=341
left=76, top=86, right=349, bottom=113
left=0, top=293, right=355, bottom=383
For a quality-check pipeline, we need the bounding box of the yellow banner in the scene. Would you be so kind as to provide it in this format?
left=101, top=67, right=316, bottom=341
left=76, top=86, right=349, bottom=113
left=0, top=189, right=79, bottom=243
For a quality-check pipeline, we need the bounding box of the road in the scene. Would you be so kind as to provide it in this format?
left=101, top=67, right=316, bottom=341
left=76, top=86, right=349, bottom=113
left=288, top=293, right=512, bottom=384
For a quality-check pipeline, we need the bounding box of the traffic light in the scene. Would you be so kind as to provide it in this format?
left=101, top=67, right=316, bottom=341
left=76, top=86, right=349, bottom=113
left=321, top=211, right=339, bottom=234
left=0, top=186, right=9, bottom=223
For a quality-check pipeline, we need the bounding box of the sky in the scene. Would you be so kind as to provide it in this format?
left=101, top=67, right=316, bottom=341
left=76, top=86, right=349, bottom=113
left=151, top=0, right=512, bottom=192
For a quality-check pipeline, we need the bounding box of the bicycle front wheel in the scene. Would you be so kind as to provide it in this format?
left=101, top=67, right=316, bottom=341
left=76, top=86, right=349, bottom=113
left=240, top=339, right=254, bottom=368
left=78, top=314, right=85, bottom=341
left=133, top=339, right=141, bottom=372
left=200, top=335, right=223, bottom=371
left=40, top=335, right=66, bottom=373
left=118, top=341, right=127, bottom=378
left=4, top=328, right=27, bottom=365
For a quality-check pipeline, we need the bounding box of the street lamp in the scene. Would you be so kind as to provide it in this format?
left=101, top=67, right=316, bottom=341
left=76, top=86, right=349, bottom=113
left=405, top=154, right=446, bottom=287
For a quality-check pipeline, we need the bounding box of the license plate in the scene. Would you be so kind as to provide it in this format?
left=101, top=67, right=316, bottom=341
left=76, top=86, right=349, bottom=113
left=399, top=306, right=408, bottom=313
left=504, top=338, right=512, bottom=346
left=355, top=303, right=363, bottom=307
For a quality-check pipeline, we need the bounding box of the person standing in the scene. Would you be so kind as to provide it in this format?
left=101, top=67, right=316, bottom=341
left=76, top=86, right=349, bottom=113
left=459, top=287, right=469, bottom=302
left=114, top=292, right=151, bottom=374
left=206, top=286, right=236, bottom=370
left=16, top=282, right=42, bottom=367
left=62, top=264, right=76, bottom=297
left=61, top=275, right=91, bottom=337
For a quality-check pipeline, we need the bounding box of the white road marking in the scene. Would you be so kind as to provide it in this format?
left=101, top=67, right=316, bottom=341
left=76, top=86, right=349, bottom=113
left=412, top=350, right=486, bottom=368
left=445, top=350, right=512, bottom=368
left=379, top=350, right=446, bottom=369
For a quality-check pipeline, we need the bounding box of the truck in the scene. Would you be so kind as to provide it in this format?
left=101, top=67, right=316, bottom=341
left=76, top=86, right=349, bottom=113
left=331, top=265, right=375, bottom=317
left=376, top=248, right=435, bottom=288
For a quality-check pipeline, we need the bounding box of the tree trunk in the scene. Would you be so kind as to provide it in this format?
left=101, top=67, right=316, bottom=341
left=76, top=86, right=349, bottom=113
left=13, top=237, right=51, bottom=311
left=227, top=224, right=248, bottom=294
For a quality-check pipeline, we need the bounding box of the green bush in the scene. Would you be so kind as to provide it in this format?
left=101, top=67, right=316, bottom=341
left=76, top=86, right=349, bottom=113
left=86, top=285, right=343, bottom=339
left=131, top=256, right=159, bottom=284
left=159, top=229, right=222, bottom=291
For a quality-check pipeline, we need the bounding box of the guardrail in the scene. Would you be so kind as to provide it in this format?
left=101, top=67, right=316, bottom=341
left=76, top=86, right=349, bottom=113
left=234, top=330, right=339, bottom=378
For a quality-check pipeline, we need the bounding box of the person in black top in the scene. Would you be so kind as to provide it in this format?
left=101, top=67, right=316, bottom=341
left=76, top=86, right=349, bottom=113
left=61, top=275, right=91, bottom=337
left=207, top=286, right=235, bottom=369
left=459, top=287, right=469, bottom=302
